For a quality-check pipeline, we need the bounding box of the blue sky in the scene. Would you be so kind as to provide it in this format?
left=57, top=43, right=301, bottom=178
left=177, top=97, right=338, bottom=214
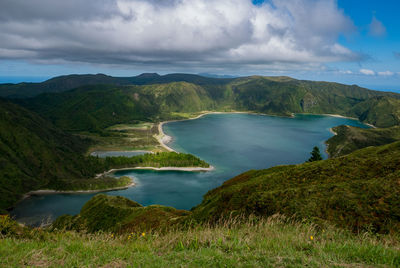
left=0, top=0, right=399, bottom=91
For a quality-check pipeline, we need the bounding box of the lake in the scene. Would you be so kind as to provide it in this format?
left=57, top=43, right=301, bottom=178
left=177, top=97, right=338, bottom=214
left=11, top=113, right=368, bottom=226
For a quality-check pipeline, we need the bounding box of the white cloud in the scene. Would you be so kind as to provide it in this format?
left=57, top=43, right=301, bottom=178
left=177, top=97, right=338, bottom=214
left=369, top=16, right=386, bottom=37
left=0, top=0, right=359, bottom=71
left=378, top=71, right=394, bottom=76
left=339, top=70, right=353, bottom=74
left=360, top=69, right=375, bottom=76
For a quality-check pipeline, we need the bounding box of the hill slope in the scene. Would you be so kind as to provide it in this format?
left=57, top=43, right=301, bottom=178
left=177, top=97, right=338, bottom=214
left=0, top=99, right=210, bottom=211
left=0, top=99, right=97, bottom=210
left=18, top=76, right=400, bottom=133
left=191, top=141, right=400, bottom=233
left=20, top=83, right=216, bottom=132
left=0, top=73, right=234, bottom=98
left=326, top=125, right=400, bottom=157
left=349, top=96, right=400, bottom=127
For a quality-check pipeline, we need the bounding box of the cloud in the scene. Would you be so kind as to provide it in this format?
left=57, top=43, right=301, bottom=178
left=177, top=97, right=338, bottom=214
left=360, top=69, right=375, bottom=76
left=369, top=16, right=386, bottom=37
left=337, top=70, right=353, bottom=75
left=0, top=0, right=359, bottom=71
left=378, top=71, right=394, bottom=76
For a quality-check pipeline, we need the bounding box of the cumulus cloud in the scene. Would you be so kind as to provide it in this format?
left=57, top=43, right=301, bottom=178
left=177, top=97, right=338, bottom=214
left=378, top=71, right=394, bottom=76
left=0, top=0, right=359, bottom=71
left=369, top=16, right=386, bottom=37
left=360, top=69, right=375, bottom=76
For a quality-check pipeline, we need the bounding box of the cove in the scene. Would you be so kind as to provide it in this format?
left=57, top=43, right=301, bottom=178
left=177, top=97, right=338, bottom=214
left=11, top=113, right=368, bottom=226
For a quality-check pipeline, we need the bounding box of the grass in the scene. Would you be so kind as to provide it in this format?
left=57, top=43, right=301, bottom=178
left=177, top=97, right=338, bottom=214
left=49, top=176, right=133, bottom=192
left=326, top=125, right=400, bottom=157
left=83, top=122, right=165, bottom=153
left=192, top=141, right=400, bottom=233
left=1, top=216, right=399, bottom=267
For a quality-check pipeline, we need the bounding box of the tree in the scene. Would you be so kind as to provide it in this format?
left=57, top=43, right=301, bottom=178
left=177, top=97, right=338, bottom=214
left=307, top=146, right=323, bottom=162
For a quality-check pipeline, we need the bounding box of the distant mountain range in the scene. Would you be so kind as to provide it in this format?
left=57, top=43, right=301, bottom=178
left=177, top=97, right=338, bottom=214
left=3, top=73, right=398, bottom=129
left=0, top=73, right=234, bottom=98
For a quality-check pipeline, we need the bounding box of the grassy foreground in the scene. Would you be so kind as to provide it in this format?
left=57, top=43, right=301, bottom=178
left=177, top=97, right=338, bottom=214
left=1, top=216, right=399, bottom=267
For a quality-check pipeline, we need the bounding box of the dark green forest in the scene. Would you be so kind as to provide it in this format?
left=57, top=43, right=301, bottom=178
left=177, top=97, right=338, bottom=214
left=0, top=98, right=208, bottom=211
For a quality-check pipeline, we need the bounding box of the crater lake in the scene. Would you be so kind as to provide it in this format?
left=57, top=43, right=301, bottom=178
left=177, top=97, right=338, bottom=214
left=11, top=113, right=368, bottom=226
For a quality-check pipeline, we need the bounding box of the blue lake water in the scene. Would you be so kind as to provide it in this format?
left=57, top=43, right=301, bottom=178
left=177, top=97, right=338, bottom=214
left=11, top=113, right=368, bottom=226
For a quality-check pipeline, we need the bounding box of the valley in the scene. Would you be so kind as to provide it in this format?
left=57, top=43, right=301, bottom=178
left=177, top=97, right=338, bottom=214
left=1, top=74, right=400, bottom=267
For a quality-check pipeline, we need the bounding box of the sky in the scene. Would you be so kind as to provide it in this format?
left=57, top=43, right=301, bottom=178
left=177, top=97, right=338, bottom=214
left=0, top=0, right=399, bottom=91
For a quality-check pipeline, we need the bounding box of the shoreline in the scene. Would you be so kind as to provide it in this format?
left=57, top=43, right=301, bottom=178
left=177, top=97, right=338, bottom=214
left=21, top=181, right=136, bottom=199
left=90, top=150, right=153, bottom=157
left=156, top=110, right=374, bottom=161
left=97, top=165, right=215, bottom=178
left=325, top=127, right=338, bottom=158
left=156, top=110, right=284, bottom=152
left=156, top=111, right=375, bottom=158
left=297, top=113, right=376, bottom=128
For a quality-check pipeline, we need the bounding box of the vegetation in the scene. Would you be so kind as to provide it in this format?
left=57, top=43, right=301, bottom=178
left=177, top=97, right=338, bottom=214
left=326, top=125, right=400, bottom=157
left=0, top=98, right=209, bottom=211
left=50, top=141, right=400, bottom=237
left=349, top=96, right=400, bottom=127
left=9, top=74, right=399, bottom=136
left=307, top=146, right=323, bottom=162
left=52, top=194, right=189, bottom=233
left=0, top=98, right=98, bottom=210
left=0, top=73, right=234, bottom=98
left=2, top=74, right=400, bottom=265
left=100, top=152, right=210, bottom=169
left=1, top=214, right=399, bottom=267
left=46, top=176, right=133, bottom=192
left=83, top=122, right=164, bottom=153
left=192, top=141, right=400, bottom=233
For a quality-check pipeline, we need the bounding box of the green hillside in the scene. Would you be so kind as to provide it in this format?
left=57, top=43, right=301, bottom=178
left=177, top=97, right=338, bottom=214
left=0, top=73, right=234, bottom=98
left=52, top=194, right=189, bottom=233
left=191, top=141, right=400, bottom=233
left=20, top=82, right=217, bottom=132
left=16, top=75, right=400, bottom=134
left=0, top=74, right=129, bottom=98
left=349, top=96, right=400, bottom=127
left=0, top=99, right=209, bottom=211
left=326, top=125, right=400, bottom=157
left=20, top=84, right=160, bottom=132
left=0, top=99, right=98, bottom=210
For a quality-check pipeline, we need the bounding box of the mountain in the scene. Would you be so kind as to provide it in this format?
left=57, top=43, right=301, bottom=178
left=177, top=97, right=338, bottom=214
left=0, top=74, right=129, bottom=98
left=0, top=73, right=235, bottom=98
left=349, top=96, right=400, bottom=127
left=326, top=125, right=400, bottom=157
left=0, top=99, right=97, bottom=210
left=17, top=75, right=400, bottom=133
left=19, top=82, right=216, bottom=132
